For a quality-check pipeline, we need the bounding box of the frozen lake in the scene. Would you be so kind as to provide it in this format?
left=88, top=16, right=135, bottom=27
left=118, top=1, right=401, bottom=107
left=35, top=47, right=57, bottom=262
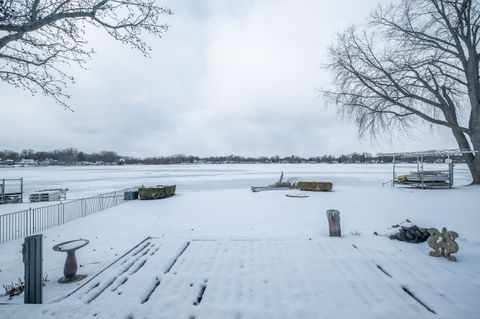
left=0, top=163, right=472, bottom=215
left=0, top=163, right=473, bottom=197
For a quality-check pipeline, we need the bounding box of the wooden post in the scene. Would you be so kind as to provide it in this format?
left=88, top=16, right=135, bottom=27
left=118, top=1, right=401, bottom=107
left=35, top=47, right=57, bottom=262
left=23, top=234, right=43, bottom=304
left=326, top=210, right=341, bottom=237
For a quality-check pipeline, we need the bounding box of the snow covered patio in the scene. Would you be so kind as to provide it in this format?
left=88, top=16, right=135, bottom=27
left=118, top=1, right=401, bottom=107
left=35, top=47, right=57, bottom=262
left=54, top=237, right=475, bottom=319
left=4, top=235, right=480, bottom=318
left=0, top=164, right=479, bottom=318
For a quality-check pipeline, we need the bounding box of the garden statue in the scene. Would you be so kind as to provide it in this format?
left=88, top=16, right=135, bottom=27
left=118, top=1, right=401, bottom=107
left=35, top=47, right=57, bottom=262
left=427, top=227, right=459, bottom=262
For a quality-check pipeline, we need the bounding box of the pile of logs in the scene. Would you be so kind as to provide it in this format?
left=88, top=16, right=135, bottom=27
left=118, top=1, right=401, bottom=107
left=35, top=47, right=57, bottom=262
left=389, top=225, right=430, bottom=243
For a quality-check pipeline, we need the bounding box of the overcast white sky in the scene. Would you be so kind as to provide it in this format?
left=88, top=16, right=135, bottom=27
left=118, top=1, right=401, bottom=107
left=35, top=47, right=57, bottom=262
left=0, top=0, right=459, bottom=157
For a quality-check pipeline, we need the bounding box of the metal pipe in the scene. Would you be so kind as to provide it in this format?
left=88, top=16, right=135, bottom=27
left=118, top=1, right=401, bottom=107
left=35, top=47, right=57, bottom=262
left=420, top=155, right=424, bottom=188
left=392, top=153, right=396, bottom=187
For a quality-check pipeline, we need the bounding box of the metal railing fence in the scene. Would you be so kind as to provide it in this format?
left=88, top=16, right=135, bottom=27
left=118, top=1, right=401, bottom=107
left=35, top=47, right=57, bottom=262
left=0, top=188, right=135, bottom=244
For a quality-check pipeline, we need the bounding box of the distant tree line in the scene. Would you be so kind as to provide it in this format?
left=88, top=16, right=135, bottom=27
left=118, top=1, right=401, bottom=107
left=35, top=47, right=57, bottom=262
left=0, top=149, right=466, bottom=165
left=0, top=148, right=119, bottom=164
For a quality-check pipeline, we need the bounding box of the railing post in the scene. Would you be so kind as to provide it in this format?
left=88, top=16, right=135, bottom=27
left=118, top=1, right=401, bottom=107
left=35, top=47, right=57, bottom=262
left=449, top=161, right=454, bottom=188
left=20, top=177, right=23, bottom=203
left=420, top=154, right=425, bottom=188
left=25, top=211, right=28, bottom=238
left=29, top=208, right=34, bottom=234
left=26, top=209, right=29, bottom=237
left=1, top=178, right=5, bottom=204
left=392, top=153, right=396, bottom=188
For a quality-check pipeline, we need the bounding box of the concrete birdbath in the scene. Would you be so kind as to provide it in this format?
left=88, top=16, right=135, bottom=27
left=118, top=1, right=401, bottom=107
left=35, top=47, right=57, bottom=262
left=53, top=239, right=89, bottom=283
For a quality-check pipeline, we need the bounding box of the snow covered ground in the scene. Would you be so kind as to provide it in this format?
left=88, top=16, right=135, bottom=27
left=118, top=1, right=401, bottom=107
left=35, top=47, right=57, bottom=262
left=0, top=164, right=479, bottom=318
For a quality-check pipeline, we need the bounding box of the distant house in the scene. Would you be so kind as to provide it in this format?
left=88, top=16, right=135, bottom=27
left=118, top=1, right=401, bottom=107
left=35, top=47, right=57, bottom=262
left=44, top=158, right=57, bottom=165
left=38, top=158, right=58, bottom=166
left=19, top=159, right=36, bottom=166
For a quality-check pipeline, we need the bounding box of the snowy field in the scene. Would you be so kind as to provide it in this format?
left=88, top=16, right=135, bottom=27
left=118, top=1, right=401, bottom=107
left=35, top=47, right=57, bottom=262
left=0, top=164, right=479, bottom=318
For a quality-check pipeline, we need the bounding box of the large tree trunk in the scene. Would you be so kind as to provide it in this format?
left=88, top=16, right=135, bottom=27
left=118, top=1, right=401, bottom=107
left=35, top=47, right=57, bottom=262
left=451, top=129, right=480, bottom=185
left=473, top=158, right=480, bottom=185
left=469, top=133, right=480, bottom=185
left=465, top=48, right=480, bottom=185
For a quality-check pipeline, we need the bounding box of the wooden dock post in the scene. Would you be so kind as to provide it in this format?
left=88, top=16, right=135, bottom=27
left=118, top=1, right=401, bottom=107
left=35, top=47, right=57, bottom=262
left=326, top=210, right=341, bottom=237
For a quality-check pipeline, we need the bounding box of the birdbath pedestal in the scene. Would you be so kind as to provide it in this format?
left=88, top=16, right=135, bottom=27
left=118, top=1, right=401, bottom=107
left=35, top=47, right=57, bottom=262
left=52, top=239, right=89, bottom=283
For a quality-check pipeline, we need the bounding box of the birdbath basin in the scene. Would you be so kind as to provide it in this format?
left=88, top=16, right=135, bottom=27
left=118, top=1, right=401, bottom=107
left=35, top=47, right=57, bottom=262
left=53, top=239, right=89, bottom=283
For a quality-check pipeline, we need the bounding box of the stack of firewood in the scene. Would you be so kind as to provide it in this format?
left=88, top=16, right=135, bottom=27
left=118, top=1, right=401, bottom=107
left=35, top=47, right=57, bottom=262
left=389, top=225, right=430, bottom=243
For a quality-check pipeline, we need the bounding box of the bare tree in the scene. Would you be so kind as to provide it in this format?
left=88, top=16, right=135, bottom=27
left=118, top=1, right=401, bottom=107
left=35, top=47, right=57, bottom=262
left=0, top=0, right=171, bottom=109
left=323, top=0, right=480, bottom=184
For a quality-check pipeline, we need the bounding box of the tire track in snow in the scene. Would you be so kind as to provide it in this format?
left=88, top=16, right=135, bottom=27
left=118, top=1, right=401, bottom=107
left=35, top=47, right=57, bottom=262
left=82, top=243, right=155, bottom=303
left=137, top=241, right=192, bottom=306
left=141, top=277, right=161, bottom=304
left=402, top=286, right=436, bottom=314
left=352, top=242, right=437, bottom=315
left=164, top=241, right=191, bottom=274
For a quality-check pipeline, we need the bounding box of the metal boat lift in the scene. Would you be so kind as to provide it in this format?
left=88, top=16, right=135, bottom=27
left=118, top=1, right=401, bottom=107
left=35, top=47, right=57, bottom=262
left=382, top=149, right=478, bottom=189
left=0, top=178, right=24, bottom=204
